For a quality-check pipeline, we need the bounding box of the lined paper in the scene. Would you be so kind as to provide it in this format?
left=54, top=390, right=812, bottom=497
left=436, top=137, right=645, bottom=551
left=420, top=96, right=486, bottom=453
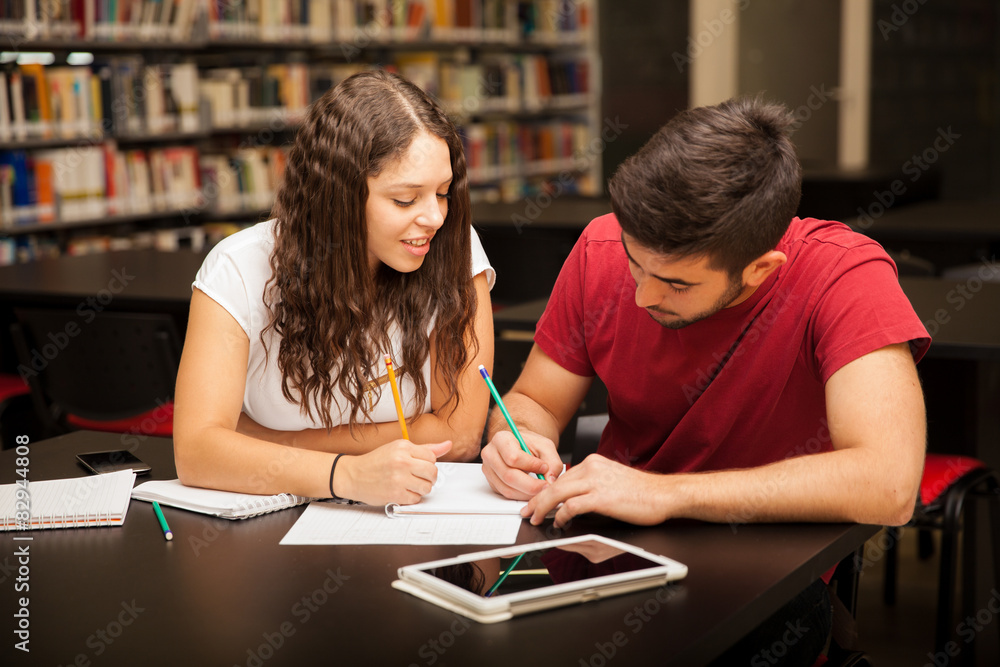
left=0, top=470, right=136, bottom=531
left=279, top=502, right=522, bottom=545
left=387, top=462, right=528, bottom=517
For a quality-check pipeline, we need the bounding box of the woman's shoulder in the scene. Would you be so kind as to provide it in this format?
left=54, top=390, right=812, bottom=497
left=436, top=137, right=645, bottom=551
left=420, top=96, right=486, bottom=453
left=470, top=229, right=495, bottom=289
left=195, top=219, right=278, bottom=293
left=193, top=220, right=279, bottom=336
left=207, top=219, right=278, bottom=262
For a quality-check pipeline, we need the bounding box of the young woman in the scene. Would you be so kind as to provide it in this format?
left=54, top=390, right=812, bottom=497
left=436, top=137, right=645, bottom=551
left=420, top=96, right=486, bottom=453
left=173, top=70, right=495, bottom=506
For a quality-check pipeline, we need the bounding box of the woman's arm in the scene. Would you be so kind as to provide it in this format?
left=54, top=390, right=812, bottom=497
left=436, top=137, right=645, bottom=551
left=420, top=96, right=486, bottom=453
left=173, top=289, right=449, bottom=504
left=233, top=272, right=495, bottom=461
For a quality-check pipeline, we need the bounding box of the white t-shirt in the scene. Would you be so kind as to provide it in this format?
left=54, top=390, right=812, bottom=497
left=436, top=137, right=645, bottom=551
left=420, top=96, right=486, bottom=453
left=192, top=219, right=495, bottom=431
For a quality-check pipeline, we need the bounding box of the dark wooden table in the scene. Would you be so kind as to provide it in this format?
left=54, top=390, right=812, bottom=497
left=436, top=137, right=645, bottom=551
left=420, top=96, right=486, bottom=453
left=0, top=248, right=207, bottom=313
left=0, top=431, right=877, bottom=666
left=0, top=249, right=207, bottom=372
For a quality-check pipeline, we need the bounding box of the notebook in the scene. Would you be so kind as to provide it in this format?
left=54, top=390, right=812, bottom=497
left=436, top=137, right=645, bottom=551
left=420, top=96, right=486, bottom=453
left=280, top=463, right=533, bottom=545
left=131, top=479, right=313, bottom=520
left=0, top=469, right=136, bottom=531
left=385, top=462, right=528, bottom=517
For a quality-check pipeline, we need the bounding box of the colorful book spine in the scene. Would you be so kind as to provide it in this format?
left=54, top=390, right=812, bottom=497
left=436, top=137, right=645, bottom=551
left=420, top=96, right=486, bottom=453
left=199, top=146, right=289, bottom=215
left=85, top=0, right=196, bottom=41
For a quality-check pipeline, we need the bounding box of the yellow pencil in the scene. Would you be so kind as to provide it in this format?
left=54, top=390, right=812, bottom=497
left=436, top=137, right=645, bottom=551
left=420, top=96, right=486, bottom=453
left=384, top=354, right=409, bottom=440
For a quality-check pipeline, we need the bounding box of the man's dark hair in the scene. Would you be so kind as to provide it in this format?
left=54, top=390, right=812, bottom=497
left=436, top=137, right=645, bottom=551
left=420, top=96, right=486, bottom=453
left=608, top=96, right=802, bottom=278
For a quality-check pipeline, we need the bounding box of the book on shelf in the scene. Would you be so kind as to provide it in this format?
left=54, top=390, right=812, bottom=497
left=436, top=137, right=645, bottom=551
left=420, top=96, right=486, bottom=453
left=0, top=469, right=136, bottom=531
left=171, top=62, right=201, bottom=133
left=0, top=71, right=10, bottom=141
left=24, top=55, right=533, bottom=142
left=97, top=59, right=200, bottom=137
left=0, top=63, right=104, bottom=141
left=309, top=63, right=370, bottom=99
left=0, top=0, right=598, bottom=234
left=0, top=0, right=77, bottom=40
left=0, top=52, right=589, bottom=142
left=3, top=0, right=590, bottom=43
left=199, top=64, right=309, bottom=130
left=35, top=144, right=106, bottom=221
left=0, top=0, right=198, bottom=41
left=9, top=68, right=26, bottom=140
left=31, top=152, right=55, bottom=223
left=88, top=0, right=200, bottom=41
left=207, top=0, right=426, bottom=42
left=203, top=0, right=588, bottom=44
left=395, top=51, right=441, bottom=98
left=425, top=52, right=591, bottom=116
left=0, top=151, right=35, bottom=227
left=199, top=146, right=286, bottom=215
left=0, top=142, right=202, bottom=227
left=462, top=118, right=588, bottom=175
left=19, top=63, right=52, bottom=138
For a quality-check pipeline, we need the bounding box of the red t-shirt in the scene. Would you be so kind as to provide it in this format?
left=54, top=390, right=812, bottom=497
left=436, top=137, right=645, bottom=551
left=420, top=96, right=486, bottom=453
left=535, top=214, right=930, bottom=474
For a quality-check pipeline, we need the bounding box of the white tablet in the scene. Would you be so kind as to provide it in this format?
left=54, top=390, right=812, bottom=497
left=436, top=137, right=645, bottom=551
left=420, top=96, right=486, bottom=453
left=392, top=534, right=688, bottom=623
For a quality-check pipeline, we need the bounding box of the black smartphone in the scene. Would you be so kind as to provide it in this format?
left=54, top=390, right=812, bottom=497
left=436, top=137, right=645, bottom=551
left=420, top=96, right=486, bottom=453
left=76, top=450, right=152, bottom=475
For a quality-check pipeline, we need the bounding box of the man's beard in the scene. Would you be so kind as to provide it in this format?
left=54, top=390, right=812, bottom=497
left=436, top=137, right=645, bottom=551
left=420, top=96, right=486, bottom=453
left=647, top=276, right=745, bottom=330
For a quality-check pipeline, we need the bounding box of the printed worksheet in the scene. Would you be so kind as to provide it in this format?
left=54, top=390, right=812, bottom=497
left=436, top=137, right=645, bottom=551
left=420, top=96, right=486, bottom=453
left=279, top=502, right=523, bottom=546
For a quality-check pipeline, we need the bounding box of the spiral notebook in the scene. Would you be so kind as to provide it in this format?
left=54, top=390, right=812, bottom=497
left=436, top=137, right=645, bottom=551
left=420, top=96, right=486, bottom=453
left=385, top=462, right=527, bottom=517
left=131, top=479, right=313, bottom=520
left=0, top=469, right=136, bottom=531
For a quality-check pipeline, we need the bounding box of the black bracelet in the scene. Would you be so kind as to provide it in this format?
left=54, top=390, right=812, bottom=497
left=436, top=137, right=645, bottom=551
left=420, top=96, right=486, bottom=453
left=329, top=453, right=345, bottom=500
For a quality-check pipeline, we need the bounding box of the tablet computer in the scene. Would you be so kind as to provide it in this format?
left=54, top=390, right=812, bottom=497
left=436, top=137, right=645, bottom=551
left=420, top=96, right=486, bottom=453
left=392, top=534, right=687, bottom=623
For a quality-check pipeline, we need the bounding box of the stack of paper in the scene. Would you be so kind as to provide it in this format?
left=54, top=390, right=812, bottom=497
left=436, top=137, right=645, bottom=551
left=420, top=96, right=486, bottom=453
left=280, top=463, right=526, bottom=545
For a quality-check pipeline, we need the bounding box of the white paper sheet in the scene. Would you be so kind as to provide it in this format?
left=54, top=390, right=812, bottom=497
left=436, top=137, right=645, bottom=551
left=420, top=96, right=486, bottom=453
left=387, top=462, right=528, bottom=516
left=279, top=501, right=523, bottom=545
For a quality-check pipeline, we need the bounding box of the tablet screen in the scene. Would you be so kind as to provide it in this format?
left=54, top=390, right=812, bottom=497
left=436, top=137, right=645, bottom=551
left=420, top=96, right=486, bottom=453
left=421, top=539, right=666, bottom=598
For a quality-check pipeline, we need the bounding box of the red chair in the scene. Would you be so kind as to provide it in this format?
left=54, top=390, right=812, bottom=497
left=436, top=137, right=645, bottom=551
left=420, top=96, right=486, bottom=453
left=0, top=373, right=29, bottom=401
left=65, top=402, right=175, bottom=437
left=883, top=453, right=1000, bottom=664
left=10, top=308, right=180, bottom=439
left=0, top=372, right=32, bottom=448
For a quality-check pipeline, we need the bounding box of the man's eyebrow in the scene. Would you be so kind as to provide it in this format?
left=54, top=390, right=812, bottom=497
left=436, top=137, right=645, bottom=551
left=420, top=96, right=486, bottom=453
left=620, top=233, right=699, bottom=287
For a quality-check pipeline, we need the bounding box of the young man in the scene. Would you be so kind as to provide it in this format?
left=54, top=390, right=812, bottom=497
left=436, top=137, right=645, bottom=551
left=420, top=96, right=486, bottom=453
left=481, top=97, right=929, bottom=663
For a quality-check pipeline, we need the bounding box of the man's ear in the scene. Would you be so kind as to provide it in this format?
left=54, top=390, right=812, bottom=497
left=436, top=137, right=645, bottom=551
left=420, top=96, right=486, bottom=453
left=741, top=250, right=787, bottom=287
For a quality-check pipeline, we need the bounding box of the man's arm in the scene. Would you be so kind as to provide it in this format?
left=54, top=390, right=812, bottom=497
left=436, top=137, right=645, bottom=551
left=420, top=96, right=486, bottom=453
left=523, top=342, right=926, bottom=528
left=480, top=344, right=594, bottom=499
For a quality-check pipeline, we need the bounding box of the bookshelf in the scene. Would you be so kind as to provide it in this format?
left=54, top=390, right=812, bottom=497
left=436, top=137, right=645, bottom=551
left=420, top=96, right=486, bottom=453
left=0, top=0, right=602, bottom=263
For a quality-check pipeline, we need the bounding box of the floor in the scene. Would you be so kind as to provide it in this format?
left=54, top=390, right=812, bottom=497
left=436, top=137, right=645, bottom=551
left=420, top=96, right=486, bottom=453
left=853, top=527, right=999, bottom=666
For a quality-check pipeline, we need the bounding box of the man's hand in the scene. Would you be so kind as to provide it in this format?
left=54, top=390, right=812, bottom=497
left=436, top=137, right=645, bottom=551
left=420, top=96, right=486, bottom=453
left=523, top=454, right=671, bottom=528
left=481, top=430, right=563, bottom=500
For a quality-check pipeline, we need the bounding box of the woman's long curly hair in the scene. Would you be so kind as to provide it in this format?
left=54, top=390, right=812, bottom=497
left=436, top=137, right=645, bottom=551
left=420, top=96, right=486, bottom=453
left=262, top=69, right=477, bottom=432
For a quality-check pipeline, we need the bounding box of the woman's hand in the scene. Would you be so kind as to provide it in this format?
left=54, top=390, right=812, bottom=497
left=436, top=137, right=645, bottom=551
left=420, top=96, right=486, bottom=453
left=333, top=440, right=452, bottom=506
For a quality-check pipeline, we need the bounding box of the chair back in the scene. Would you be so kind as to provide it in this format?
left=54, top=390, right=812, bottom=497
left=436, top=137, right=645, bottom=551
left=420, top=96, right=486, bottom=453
left=10, top=308, right=181, bottom=435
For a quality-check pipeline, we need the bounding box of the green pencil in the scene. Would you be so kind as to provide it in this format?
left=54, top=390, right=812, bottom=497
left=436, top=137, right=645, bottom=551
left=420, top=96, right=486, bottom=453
left=152, top=501, right=173, bottom=541
left=485, top=552, right=526, bottom=597
left=478, top=365, right=544, bottom=480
